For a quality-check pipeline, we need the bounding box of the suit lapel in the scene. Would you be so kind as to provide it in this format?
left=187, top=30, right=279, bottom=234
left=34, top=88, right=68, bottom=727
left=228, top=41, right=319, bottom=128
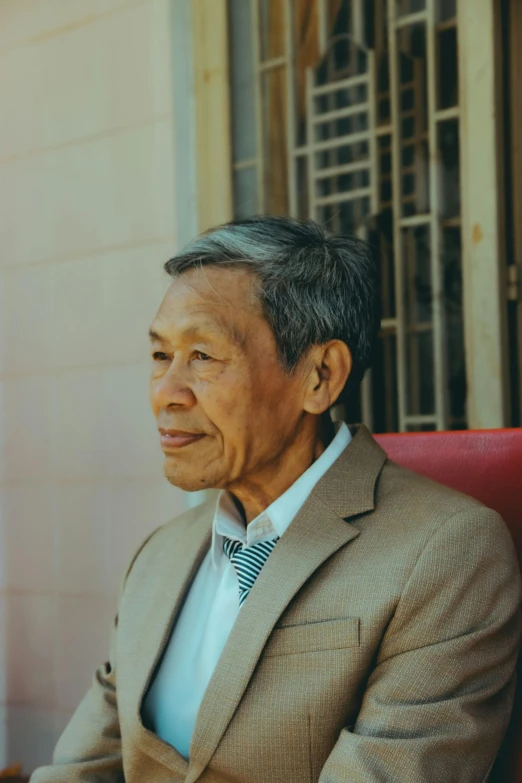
left=188, top=425, right=387, bottom=781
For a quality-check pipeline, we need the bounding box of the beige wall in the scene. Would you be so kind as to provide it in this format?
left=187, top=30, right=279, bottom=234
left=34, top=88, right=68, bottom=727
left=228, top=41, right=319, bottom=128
left=0, top=0, right=187, bottom=770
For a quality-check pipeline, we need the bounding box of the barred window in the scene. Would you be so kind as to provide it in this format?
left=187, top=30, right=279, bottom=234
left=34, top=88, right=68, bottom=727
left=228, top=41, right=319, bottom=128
left=228, top=0, right=464, bottom=433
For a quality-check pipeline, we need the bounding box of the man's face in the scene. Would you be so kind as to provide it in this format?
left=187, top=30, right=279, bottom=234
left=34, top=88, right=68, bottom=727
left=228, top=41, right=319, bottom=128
left=149, top=266, right=310, bottom=492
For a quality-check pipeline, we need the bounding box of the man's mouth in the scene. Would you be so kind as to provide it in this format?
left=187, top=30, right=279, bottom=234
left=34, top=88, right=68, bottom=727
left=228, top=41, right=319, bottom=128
left=158, top=428, right=206, bottom=450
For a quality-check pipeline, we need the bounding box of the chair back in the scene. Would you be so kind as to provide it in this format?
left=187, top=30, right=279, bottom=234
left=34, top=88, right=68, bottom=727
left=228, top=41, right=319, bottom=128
left=374, top=428, right=522, bottom=783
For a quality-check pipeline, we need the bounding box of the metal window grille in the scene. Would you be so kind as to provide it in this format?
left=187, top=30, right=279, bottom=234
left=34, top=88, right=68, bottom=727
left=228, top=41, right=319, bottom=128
left=228, top=0, right=464, bottom=433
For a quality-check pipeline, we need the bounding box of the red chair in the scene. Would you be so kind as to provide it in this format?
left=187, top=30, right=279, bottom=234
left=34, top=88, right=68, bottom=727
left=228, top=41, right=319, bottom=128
left=374, top=428, right=522, bottom=783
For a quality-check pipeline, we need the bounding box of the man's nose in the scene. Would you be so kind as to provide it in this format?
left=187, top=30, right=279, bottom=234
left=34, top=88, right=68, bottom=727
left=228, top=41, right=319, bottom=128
left=151, top=361, right=196, bottom=410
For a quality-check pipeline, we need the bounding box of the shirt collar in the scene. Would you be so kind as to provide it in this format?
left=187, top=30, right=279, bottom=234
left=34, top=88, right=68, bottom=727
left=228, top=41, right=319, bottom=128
left=211, top=421, right=352, bottom=568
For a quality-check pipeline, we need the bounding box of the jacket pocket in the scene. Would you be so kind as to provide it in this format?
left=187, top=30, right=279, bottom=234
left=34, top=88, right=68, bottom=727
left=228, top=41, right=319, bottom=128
left=264, top=617, right=360, bottom=657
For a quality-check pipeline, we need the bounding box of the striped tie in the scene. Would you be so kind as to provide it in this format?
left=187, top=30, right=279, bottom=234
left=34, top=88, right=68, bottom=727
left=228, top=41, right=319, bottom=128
left=223, top=536, right=279, bottom=607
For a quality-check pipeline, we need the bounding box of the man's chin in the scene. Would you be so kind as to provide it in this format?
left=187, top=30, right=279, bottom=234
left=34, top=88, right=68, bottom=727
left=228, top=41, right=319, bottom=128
left=163, top=474, right=210, bottom=492
left=162, top=461, right=217, bottom=493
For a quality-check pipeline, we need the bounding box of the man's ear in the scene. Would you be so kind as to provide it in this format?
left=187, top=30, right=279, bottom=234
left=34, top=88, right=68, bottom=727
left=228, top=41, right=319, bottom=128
left=303, top=340, right=352, bottom=415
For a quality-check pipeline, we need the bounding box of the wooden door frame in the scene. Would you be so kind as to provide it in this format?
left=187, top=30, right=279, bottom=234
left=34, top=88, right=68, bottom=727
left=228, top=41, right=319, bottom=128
left=458, top=0, right=511, bottom=428
left=171, top=0, right=233, bottom=240
left=191, top=0, right=233, bottom=233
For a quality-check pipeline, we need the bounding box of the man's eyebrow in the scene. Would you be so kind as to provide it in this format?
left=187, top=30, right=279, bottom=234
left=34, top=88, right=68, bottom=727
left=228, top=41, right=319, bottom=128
left=148, top=328, right=165, bottom=343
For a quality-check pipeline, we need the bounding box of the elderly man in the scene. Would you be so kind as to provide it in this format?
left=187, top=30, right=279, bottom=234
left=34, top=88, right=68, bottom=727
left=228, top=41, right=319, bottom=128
left=32, top=217, right=520, bottom=783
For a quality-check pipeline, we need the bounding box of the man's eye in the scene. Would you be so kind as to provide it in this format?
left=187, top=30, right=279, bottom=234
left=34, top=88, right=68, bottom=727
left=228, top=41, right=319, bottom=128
left=152, top=351, right=170, bottom=361
left=194, top=351, right=212, bottom=362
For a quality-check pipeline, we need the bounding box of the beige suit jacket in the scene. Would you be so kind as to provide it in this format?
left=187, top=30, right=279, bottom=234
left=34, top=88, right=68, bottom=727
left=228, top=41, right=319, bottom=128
left=31, top=425, right=521, bottom=783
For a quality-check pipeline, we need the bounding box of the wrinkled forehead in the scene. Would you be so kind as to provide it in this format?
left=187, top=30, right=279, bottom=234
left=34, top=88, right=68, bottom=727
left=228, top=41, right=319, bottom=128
left=152, top=265, right=264, bottom=344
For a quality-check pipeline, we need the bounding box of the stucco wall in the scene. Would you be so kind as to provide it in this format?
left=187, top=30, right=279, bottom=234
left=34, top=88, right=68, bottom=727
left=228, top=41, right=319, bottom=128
left=0, top=0, right=186, bottom=770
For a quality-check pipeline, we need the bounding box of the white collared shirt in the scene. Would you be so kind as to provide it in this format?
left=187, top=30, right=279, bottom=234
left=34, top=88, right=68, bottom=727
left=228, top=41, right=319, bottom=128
left=142, top=421, right=352, bottom=759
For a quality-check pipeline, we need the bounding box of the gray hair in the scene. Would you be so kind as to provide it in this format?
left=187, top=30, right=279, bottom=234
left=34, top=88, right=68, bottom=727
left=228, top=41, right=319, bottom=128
left=164, top=216, right=380, bottom=401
